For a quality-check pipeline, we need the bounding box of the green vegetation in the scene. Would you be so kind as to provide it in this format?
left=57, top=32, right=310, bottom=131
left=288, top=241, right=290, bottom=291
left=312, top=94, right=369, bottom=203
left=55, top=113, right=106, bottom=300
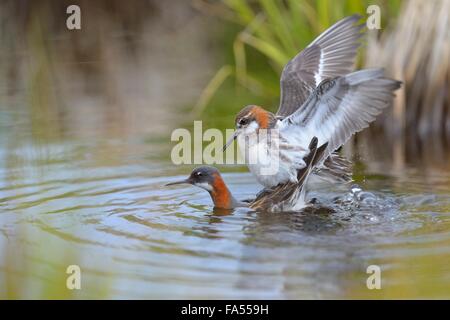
left=192, top=0, right=402, bottom=118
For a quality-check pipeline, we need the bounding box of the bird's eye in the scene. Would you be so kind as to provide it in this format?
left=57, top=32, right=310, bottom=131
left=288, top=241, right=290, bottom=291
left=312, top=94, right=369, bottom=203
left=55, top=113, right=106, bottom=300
left=196, top=172, right=203, bottom=177
left=239, top=118, right=249, bottom=126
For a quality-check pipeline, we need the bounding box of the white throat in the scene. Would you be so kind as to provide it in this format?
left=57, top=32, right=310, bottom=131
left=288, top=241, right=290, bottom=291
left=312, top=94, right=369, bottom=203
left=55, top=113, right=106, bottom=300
left=194, top=182, right=213, bottom=192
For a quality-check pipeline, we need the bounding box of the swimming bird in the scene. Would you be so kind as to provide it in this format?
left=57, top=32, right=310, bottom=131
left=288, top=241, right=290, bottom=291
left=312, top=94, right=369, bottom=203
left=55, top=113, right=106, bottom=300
left=223, top=15, right=401, bottom=188
left=167, top=137, right=327, bottom=212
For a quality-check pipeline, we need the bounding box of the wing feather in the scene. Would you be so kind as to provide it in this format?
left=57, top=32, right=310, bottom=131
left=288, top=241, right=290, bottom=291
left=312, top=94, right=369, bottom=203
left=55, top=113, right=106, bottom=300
left=277, top=14, right=365, bottom=117
left=250, top=137, right=328, bottom=212
left=281, top=69, right=402, bottom=156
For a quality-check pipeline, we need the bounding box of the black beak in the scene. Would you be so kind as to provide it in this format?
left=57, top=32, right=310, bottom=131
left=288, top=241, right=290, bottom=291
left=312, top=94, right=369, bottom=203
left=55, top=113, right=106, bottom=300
left=223, top=131, right=238, bottom=152
left=165, top=178, right=191, bottom=186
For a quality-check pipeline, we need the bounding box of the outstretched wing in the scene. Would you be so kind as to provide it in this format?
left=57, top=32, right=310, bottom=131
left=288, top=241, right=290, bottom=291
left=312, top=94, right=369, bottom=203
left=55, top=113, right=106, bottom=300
left=281, top=68, right=402, bottom=157
left=277, top=14, right=364, bottom=117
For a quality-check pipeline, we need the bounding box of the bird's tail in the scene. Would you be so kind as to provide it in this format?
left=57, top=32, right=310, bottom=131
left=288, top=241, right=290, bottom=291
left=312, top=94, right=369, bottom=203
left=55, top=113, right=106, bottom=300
left=314, top=151, right=353, bottom=183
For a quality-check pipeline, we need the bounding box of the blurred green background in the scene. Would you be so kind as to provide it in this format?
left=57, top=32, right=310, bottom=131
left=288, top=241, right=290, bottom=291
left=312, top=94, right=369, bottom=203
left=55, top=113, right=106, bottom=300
left=0, top=0, right=449, bottom=299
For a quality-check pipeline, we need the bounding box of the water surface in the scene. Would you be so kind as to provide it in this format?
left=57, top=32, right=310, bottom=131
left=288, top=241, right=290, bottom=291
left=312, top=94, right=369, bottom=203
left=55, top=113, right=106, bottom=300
left=1, top=118, right=450, bottom=299
left=1, top=2, right=449, bottom=298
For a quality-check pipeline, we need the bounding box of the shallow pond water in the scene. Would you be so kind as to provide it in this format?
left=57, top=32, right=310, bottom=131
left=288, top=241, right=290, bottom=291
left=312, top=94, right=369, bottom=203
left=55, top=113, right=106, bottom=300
left=1, top=2, right=449, bottom=298
left=1, top=126, right=450, bottom=298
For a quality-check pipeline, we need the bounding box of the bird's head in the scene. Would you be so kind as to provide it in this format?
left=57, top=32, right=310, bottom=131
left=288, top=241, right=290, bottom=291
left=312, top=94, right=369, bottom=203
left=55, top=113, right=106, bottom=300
left=223, top=105, right=276, bottom=151
left=166, top=166, right=234, bottom=209
left=165, top=166, right=218, bottom=191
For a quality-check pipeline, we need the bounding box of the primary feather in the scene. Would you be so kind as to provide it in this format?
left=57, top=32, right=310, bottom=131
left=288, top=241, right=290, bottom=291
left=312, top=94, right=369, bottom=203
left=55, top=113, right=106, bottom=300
left=281, top=68, right=402, bottom=157
left=277, top=14, right=364, bottom=118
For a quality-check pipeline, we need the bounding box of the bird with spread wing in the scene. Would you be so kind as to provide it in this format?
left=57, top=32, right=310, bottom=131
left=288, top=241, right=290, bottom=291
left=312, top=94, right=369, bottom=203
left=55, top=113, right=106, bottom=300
left=223, top=15, right=401, bottom=195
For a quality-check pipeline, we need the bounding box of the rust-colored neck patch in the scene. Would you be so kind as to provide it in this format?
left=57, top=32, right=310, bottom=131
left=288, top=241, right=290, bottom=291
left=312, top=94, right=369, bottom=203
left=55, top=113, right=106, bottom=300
left=210, top=173, right=233, bottom=209
left=250, top=106, right=276, bottom=129
left=252, top=106, right=269, bottom=129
